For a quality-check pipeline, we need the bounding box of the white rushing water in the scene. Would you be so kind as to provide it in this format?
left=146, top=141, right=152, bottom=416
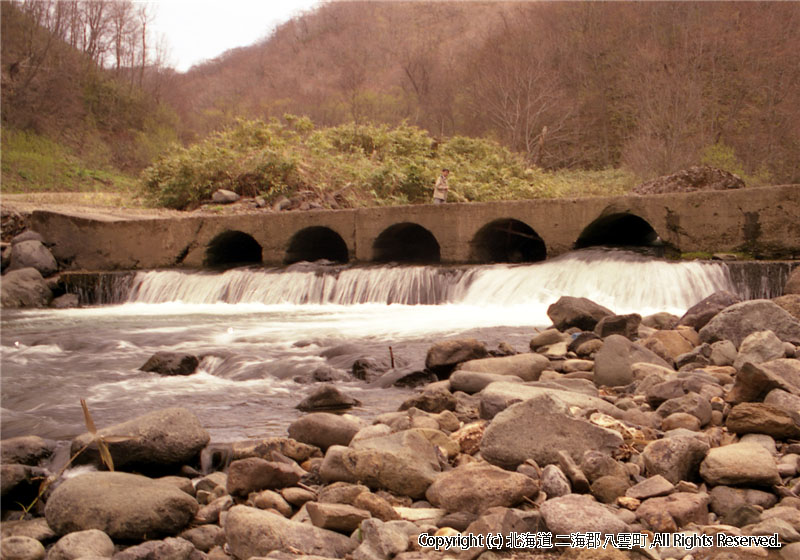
left=0, top=249, right=736, bottom=443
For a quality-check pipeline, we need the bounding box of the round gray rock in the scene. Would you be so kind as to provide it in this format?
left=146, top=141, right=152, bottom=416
left=47, top=529, right=114, bottom=560
left=44, top=472, right=198, bottom=539
left=8, top=240, right=57, bottom=277
left=0, top=536, right=45, bottom=560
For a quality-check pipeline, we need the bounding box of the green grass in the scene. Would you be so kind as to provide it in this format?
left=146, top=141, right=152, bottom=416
left=1, top=129, right=137, bottom=194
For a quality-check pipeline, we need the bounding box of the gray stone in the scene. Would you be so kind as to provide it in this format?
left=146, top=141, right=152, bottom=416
left=540, top=464, right=571, bottom=498
left=478, top=381, right=623, bottom=420
left=709, top=485, right=778, bottom=518
left=581, top=451, right=629, bottom=483
left=296, top=384, right=361, bottom=412
left=424, top=339, right=488, bottom=377
left=593, top=334, right=672, bottom=387
left=179, top=525, right=226, bottom=552
left=44, top=472, right=198, bottom=539
left=626, top=474, right=674, bottom=500
left=0, top=536, right=45, bottom=560
left=546, top=296, right=613, bottom=331
left=785, top=267, right=800, bottom=295
left=636, top=492, right=709, bottom=531
left=352, top=518, right=416, bottom=560
left=47, top=529, right=114, bottom=560
left=726, top=402, right=800, bottom=438
left=700, top=442, right=781, bottom=486
left=287, top=413, right=362, bottom=450
left=709, top=340, right=738, bottom=366
left=139, top=351, right=199, bottom=375
left=641, top=435, right=710, bottom=484
left=230, top=436, right=321, bottom=463
left=595, top=313, right=642, bottom=340
left=480, top=394, right=624, bottom=469
left=530, top=328, right=566, bottom=349
left=765, top=389, right=800, bottom=416
left=425, top=461, right=538, bottom=514
left=678, top=290, right=741, bottom=331
left=449, top=371, right=523, bottom=394
left=7, top=240, right=57, bottom=277
left=727, top=359, right=800, bottom=404
left=112, top=537, right=196, bottom=560
left=0, top=518, right=56, bottom=542
left=655, top=392, right=712, bottom=426
left=734, top=330, right=787, bottom=369
left=211, top=189, right=240, bottom=203
left=225, top=505, right=356, bottom=558
left=1, top=268, right=52, bottom=308
left=699, top=299, right=800, bottom=347
left=539, top=494, right=628, bottom=535
left=398, top=386, right=456, bottom=413
left=250, top=489, right=293, bottom=516
left=226, top=457, right=301, bottom=496
left=71, top=407, right=210, bottom=471
left=590, top=475, right=630, bottom=504
left=457, top=353, right=549, bottom=382
left=306, top=502, right=371, bottom=533
left=1, top=436, right=55, bottom=466
left=50, top=293, right=80, bottom=309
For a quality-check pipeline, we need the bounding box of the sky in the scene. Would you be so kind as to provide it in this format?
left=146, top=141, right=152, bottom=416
left=148, top=0, right=322, bottom=72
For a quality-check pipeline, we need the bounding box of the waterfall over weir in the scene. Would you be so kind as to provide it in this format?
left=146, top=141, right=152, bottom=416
left=121, top=249, right=736, bottom=315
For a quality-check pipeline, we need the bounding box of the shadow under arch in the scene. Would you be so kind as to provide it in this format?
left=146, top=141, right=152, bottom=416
left=575, top=213, right=661, bottom=250
left=284, top=226, right=349, bottom=264
left=471, top=218, right=547, bottom=263
left=372, top=222, right=441, bottom=263
left=204, top=230, right=262, bottom=268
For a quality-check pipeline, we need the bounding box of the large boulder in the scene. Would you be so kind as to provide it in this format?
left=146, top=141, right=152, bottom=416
left=225, top=505, right=356, bottom=558
left=425, top=462, right=538, bottom=514
left=456, top=353, right=549, bottom=382
left=44, top=472, right=198, bottom=539
left=1, top=268, right=52, bottom=308
left=593, top=334, right=673, bottom=387
left=547, top=296, right=613, bottom=331
left=678, top=290, right=741, bottom=331
left=70, top=407, right=210, bottom=472
left=480, top=394, right=624, bottom=469
left=7, top=240, right=57, bottom=277
left=699, top=300, right=800, bottom=347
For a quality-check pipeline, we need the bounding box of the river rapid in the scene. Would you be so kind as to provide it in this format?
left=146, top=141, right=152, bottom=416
left=0, top=249, right=740, bottom=443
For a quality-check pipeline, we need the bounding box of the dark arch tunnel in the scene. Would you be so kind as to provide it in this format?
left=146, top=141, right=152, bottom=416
left=575, top=213, right=662, bottom=251
left=372, top=222, right=441, bottom=263
left=471, top=219, right=547, bottom=263
left=204, top=230, right=263, bottom=268
left=284, top=226, right=349, bottom=264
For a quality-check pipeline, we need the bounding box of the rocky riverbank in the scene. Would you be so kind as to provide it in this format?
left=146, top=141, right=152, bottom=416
left=3, top=279, right=800, bottom=560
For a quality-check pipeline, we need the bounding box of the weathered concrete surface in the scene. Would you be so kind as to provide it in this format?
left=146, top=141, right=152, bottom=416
left=28, top=185, right=800, bottom=270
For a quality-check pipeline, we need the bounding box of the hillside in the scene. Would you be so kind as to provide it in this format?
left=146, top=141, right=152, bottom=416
left=2, top=1, right=799, bottom=212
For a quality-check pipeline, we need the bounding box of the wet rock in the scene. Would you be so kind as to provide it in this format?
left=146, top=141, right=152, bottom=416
left=46, top=529, right=114, bottom=560
left=50, top=293, right=80, bottom=309
left=71, top=407, right=209, bottom=472
left=139, top=351, right=200, bottom=375
left=44, top=472, right=198, bottom=539
left=225, top=505, right=356, bottom=558
left=113, top=537, right=196, bottom=560
left=593, top=334, right=672, bottom=387
left=480, top=394, right=624, bottom=469
left=678, top=290, right=741, bottom=331
left=226, top=457, right=301, bottom=497
left=699, top=442, right=781, bottom=486
left=0, top=536, right=45, bottom=560
left=539, top=494, right=628, bottom=536
left=0, top=436, right=55, bottom=466
left=734, top=330, right=787, bottom=370
left=1, top=268, right=52, bottom=308
left=287, top=413, right=362, bottom=450
left=7, top=240, right=57, bottom=277
left=725, top=402, right=800, bottom=439
left=306, top=502, right=371, bottom=533
left=547, top=296, right=613, bottom=331
left=594, top=313, right=641, bottom=339
left=699, top=299, right=800, bottom=347
left=425, top=461, right=538, bottom=514
left=424, top=339, right=488, bottom=378
left=296, top=384, right=361, bottom=412
left=457, top=353, right=549, bottom=382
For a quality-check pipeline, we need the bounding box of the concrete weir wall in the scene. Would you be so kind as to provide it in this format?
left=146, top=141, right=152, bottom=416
left=29, top=185, right=800, bottom=271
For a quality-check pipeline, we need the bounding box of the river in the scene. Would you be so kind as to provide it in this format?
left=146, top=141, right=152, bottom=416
left=0, top=249, right=761, bottom=443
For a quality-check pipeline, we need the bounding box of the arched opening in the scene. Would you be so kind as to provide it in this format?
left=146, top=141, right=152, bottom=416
left=575, top=213, right=660, bottom=250
left=372, top=223, right=440, bottom=263
left=284, top=226, right=349, bottom=264
left=204, top=230, right=262, bottom=268
left=471, top=219, right=546, bottom=263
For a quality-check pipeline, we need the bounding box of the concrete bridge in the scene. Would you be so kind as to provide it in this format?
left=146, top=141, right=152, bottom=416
left=29, top=185, right=800, bottom=271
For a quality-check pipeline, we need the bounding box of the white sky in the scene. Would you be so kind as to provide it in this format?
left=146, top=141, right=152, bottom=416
left=148, top=0, right=322, bottom=72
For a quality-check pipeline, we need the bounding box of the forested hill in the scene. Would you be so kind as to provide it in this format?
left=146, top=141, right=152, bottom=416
left=168, top=1, right=800, bottom=183
left=2, top=1, right=799, bottom=199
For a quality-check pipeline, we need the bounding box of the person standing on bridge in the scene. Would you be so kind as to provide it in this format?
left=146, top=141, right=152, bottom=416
left=432, top=168, right=450, bottom=204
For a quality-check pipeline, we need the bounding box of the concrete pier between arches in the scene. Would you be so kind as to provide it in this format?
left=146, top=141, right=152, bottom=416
left=28, top=185, right=800, bottom=271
